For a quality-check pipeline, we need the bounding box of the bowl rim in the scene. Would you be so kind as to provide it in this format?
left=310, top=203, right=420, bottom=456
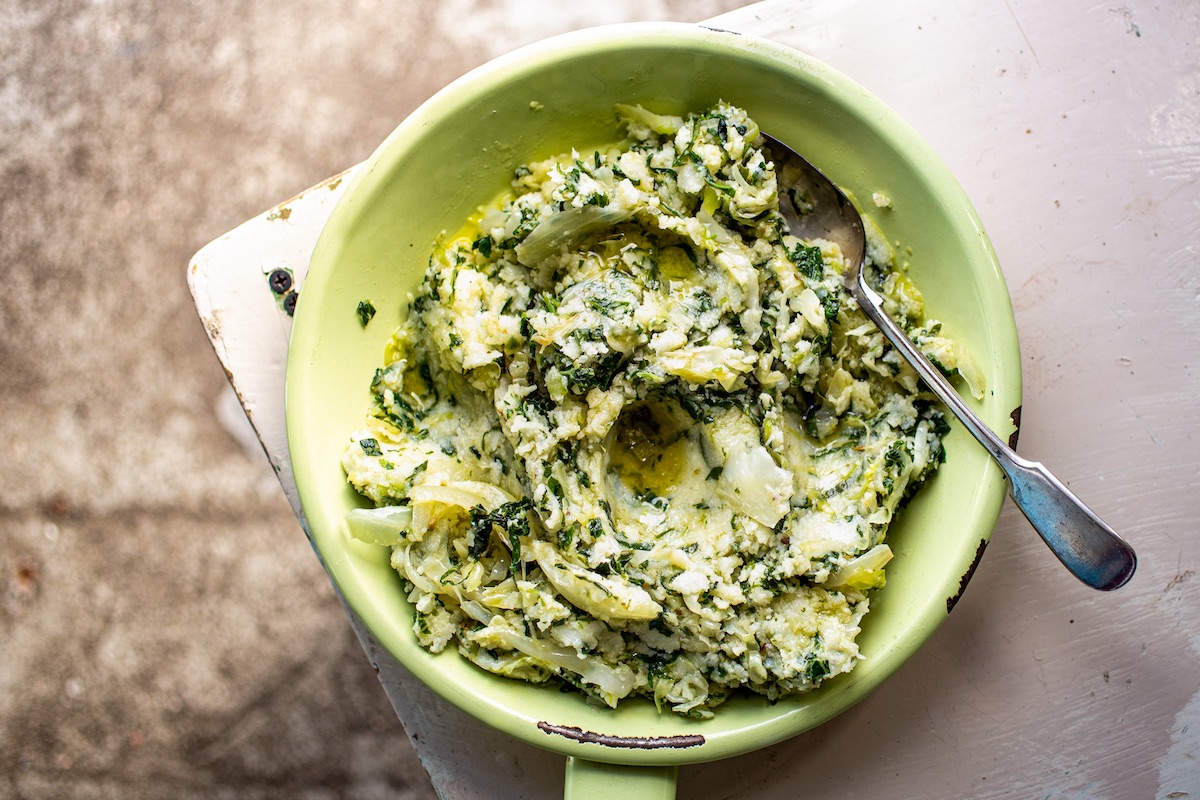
left=286, top=20, right=1020, bottom=766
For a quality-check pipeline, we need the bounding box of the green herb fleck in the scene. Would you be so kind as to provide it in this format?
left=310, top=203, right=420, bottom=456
left=467, top=499, right=532, bottom=569
left=357, top=300, right=377, bottom=326
left=788, top=243, right=825, bottom=281
left=472, top=235, right=494, bottom=258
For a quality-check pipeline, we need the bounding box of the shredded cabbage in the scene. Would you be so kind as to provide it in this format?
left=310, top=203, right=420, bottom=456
left=344, top=506, right=412, bottom=546
left=340, top=101, right=975, bottom=716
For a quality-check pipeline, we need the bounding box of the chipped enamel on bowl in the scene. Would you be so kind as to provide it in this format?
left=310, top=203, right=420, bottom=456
left=285, top=22, right=1021, bottom=800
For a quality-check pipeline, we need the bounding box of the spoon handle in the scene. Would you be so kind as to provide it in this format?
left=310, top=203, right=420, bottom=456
left=851, top=272, right=1137, bottom=591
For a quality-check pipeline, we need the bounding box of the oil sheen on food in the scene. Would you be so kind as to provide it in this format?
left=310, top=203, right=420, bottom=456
left=341, top=102, right=978, bottom=717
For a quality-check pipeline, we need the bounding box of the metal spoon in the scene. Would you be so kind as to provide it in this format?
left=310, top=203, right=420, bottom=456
left=762, top=136, right=1137, bottom=591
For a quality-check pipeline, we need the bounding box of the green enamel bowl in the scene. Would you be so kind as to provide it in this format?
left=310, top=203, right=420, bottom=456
left=286, top=22, right=1021, bottom=799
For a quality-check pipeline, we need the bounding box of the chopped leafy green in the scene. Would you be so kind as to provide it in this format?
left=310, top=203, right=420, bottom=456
left=467, top=499, right=532, bottom=569
left=356, top=300, right=377, bottom=326
left=788, top=242, right=825, bottom=281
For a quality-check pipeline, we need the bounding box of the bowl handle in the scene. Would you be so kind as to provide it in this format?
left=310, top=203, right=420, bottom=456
left=564, top=758, right=677, bottom=800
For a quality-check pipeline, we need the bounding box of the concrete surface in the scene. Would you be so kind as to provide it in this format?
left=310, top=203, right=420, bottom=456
left=0, top=2, right=749, bottom=797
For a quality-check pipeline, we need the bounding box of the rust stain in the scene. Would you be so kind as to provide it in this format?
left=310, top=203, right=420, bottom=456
left=275, top=168, right=353, bottom=208
left=537, top=722, right=704, bottom=750
left=1008, top=405, right=1022, bottom=450
left=13, top=557, right=40, bottom=599
left=313, top=169, right=350, bottom=193
left=258, top=168, right=351, bottom=224
left=44, top=493, right=71, bottom=520
left=203, top=314, right=222, bottom=344
left=946, top=538, right=988, bottom=614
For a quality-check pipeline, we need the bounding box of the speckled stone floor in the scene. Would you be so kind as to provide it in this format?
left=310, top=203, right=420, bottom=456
left=0, top=2, right=749, bottom=797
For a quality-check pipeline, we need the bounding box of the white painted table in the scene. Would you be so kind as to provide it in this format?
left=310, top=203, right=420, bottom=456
left=188, top=1, right=1200, bottom=796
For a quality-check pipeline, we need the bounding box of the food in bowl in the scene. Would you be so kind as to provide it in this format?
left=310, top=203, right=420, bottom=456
left=340, top=102, right=978, bottom=717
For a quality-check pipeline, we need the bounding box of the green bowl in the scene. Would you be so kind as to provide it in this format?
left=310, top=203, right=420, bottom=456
left=286, top=21, right=1021, bottom=798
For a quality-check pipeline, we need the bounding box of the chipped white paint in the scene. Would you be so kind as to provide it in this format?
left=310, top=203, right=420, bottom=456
left=188, top=1, right=1200, bottom=796
left=190, top=168, right=357, bottom=497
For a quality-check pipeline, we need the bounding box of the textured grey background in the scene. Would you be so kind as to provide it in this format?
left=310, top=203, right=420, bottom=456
left=0, top=2, right=749, bottom=797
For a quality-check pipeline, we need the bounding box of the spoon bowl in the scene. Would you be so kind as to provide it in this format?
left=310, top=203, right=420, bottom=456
left=763, top=135, right=1137, bottom=591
